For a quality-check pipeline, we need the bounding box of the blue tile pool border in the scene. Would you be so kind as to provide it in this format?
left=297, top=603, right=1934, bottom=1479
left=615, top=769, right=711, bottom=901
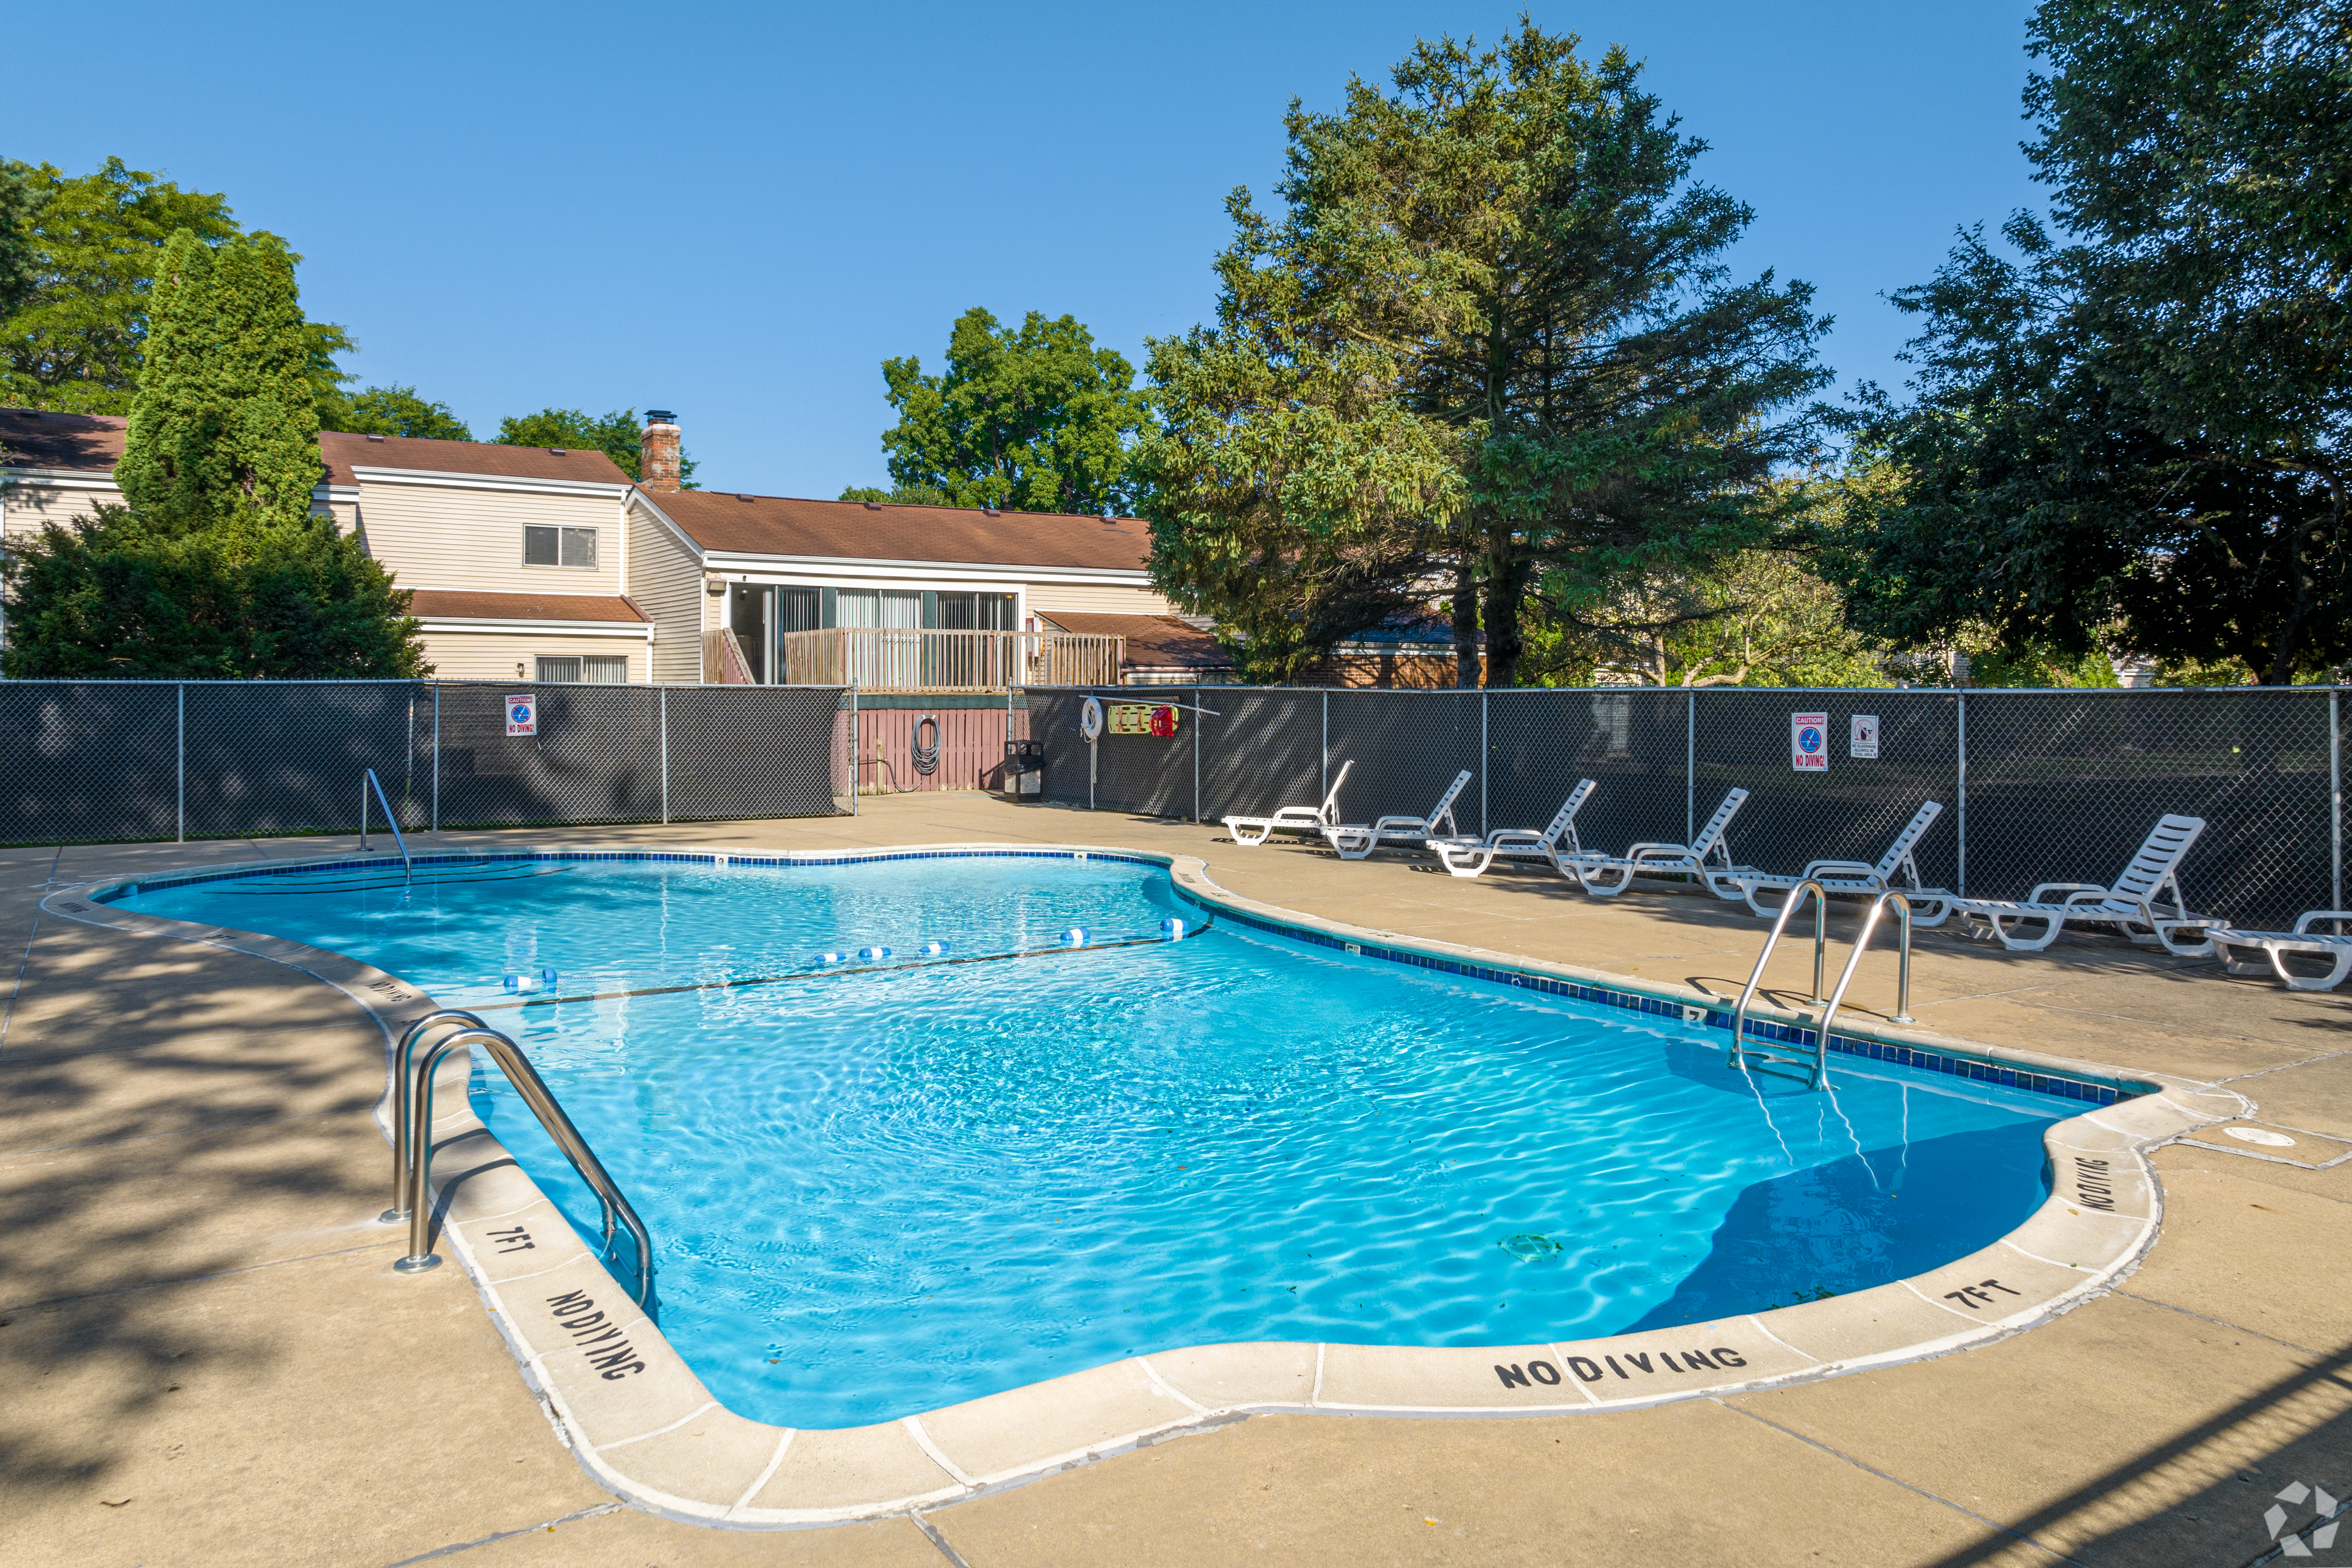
left=1171, top=888, right=2131, bottom=1109
left=87, top=845, right=2130, bottom=1109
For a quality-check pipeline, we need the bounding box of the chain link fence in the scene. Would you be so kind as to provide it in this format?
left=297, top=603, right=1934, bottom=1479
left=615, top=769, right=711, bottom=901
left=1023, top=684, right=2348, bottom=931
left=0, top=679, right=854, bottom=844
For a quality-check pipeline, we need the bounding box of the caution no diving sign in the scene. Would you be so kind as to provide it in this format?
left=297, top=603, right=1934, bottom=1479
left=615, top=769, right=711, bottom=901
left=1790, top=712, right=1828, bottom=772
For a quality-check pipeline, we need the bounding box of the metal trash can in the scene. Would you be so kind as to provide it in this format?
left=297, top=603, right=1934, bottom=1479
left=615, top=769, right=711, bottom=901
left=1002, top=739, right=1045, bottom=801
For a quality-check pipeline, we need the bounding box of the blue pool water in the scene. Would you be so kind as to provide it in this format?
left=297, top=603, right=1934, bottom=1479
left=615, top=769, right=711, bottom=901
left=125, top=855, right=2064, bottom=1429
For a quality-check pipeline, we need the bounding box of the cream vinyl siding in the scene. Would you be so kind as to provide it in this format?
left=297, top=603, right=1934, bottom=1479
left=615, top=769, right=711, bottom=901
left=417, top=630, right=644, bottom=684
left=629, top=500, right=706, bottom=684
left=2, top=478, right=120, bottom=542
left=359, top=483, right=624, bottom=596
left=1023, top=582, right=1175, bottom=617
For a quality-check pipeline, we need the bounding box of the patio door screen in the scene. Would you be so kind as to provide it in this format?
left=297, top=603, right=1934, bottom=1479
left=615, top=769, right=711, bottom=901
left=834, top=589, right=922, bottom=687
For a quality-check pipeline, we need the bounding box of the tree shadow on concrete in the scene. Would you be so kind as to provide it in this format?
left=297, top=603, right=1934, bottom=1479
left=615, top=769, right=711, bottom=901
left=1925, top=1343, right=2352, bottom=1568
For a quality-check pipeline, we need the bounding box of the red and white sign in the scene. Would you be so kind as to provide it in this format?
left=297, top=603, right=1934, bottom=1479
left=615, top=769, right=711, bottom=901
left=506, top=694, right=538, bottom=737
left=1791, top=712, right=1829, bottom=772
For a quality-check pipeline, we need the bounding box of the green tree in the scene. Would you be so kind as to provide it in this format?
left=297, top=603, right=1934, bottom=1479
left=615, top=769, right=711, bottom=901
left=0, top=158, right=41, bottom=324
left=1143, top=23, right=1833, bottom=686
left=1138, top=280, right=1463, bottom=683
left=1525, top=544, right=1892, bottom=688
left=1831, top=0, right=2351, bottom=684
left=878, top=307, right=1152, bottom=515
left=1, top=504, right=425, bottom=678
left=0, top=156, right=353, bottom=416
left=321, top=384, right=471, bottom=440
left=838, top=483, right=954, bottom=508
left=496, top=406, right=695, bottom=487
left=117, top=231, right=321, bottom=531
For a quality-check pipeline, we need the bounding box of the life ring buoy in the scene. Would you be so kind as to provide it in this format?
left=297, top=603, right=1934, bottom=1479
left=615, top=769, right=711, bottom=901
left=1079, top=696, right=1105, bottom=742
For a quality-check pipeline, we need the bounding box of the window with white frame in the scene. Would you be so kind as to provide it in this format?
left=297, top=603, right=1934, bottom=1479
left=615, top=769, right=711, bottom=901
left=534, top=655, right=628, bottom=683
left=523, top=525, right=597, bottom=568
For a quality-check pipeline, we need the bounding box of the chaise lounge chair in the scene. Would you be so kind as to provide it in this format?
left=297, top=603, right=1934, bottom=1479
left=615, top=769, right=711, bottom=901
left=1321, top=770, right=1473, bottom=861
left=1222, top=760, right=1354, bottom=847
left=1947, top=813, right=2209, bottom=952
left=1427, top=779, right=1597, bottom=879
left=1559, top=788, right=1752, bottom=897
left=1729, top=802, right=1952, bottom=923
left=2199, top=910, right=2352, bottom=992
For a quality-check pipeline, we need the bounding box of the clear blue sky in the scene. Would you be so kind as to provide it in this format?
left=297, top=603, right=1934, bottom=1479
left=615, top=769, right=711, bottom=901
left=5, top=0, right=2042, bottom=500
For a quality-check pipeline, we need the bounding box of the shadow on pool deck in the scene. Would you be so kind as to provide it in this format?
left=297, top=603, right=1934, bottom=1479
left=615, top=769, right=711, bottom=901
left=0, top=794, right=2346, bottom=1566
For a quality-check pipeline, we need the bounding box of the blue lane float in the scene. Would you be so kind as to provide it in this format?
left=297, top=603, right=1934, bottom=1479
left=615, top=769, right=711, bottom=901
left=1060, top=928, right=1088, bottom=947
left=816, top=952, right=849, bottom=967
left=1160, top=918, right=1186, bottom=940
left=858, top=946, right=893, bottom=961
left=918, top=940, right=949, bottom=956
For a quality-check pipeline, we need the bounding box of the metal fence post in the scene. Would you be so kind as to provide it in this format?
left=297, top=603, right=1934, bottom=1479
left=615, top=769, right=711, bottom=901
left=1480, top=690, right=1489, bottom=837
left=175, top=683, right=185, bottom=843
left=659, top=685, right=670, bottom=826
left=2333, top=685, right=2343, bottom=910
left=1685, top=689, right=1696, bottom=844
left=1322, top=688, right=1330, bottom=803
left=1956, top=690, right=1968, bottom=897
left=1193, top=685, right=1202, bottom=823
left=849, top=685, right=860, bottom=817
left=430, top=682, right=440, bottom=834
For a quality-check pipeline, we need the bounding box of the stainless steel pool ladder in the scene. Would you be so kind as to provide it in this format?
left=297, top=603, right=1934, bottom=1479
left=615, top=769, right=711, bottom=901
left=358, top=767, right=413, bottom=880
left=1727, top=886, right=1918, bottom=1090
left=386, top=1017, right=654, bottom=1307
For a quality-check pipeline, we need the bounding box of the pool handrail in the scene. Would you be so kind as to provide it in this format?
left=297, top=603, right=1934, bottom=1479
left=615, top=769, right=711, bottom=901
left=380, top=1009, right=491, bottom=1223
left=1816, top=891, right=1919, bottom=1055
left=1730, top=886, right=1922, bottom=1090
left=359, top=767, right=413, bottom=880
left=395, top=1024, right=655, bottom=1308
left=1727, top=878, right=1831, bottom=1086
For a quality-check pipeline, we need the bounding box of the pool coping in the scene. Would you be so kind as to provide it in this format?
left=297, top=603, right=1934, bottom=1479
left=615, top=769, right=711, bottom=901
left=39, top=840, right=2250, bottom=1530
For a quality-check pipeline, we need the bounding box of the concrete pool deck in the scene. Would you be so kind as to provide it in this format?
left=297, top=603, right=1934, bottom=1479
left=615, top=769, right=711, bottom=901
left=4, top=793, right=2349, bottom=1565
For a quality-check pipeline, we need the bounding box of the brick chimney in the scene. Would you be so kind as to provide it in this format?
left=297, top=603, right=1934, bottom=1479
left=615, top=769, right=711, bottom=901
left=640, top=409, right=681, bottom=493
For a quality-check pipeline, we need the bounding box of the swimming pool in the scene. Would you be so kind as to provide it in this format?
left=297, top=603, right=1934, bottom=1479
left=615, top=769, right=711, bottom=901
left=124, top=853, right=2070, bottom=1430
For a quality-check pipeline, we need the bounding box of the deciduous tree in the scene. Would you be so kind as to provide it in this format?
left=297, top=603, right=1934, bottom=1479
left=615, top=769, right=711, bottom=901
left=319, top=383, right=471, bottom=440
left=0, top=157, right=352, bottom=416
left=497, top=406, right=695, bottom=487
left=877, top=307, right=1151, bottom=515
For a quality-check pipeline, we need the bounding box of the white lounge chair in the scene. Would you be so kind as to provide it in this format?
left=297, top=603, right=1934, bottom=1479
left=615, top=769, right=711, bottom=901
left=1222, top=760, right=1354, bottom=847
left=1731, top=802, right=1953, bottom=923
left=1321, top=770, right=1472, bottom=861
left=2200, top=910, right=2352, bottom=992
left=1560, top=788, right=1752, bottom=897
left=1948, top=814, right=2209, bottom=952
left=1428, top=780, right=1597, bottom=879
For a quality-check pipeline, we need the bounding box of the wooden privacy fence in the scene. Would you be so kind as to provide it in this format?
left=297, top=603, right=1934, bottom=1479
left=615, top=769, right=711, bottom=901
left=777, top=628, right=1122, bottom=690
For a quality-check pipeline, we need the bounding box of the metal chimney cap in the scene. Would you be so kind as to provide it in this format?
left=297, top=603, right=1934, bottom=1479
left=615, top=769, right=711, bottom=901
left=645, top=409, right=676, bottom=423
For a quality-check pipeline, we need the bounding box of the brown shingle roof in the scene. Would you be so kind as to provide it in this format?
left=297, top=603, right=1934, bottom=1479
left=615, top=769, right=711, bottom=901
left=405, top=590, right=649, bottom=624
left=1040, top=612, right=1231, bottom=670
left=0, top=409, right=125, bottom=470
left=651, top=491, right=1153, bottom=572
left=0, top=409, right=629, bottom=488
left=321, top=431, right=630, bottom=487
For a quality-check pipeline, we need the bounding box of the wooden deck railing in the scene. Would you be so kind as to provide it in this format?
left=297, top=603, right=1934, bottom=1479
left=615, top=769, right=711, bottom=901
left=774, top=628, right=1124, bottom=690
